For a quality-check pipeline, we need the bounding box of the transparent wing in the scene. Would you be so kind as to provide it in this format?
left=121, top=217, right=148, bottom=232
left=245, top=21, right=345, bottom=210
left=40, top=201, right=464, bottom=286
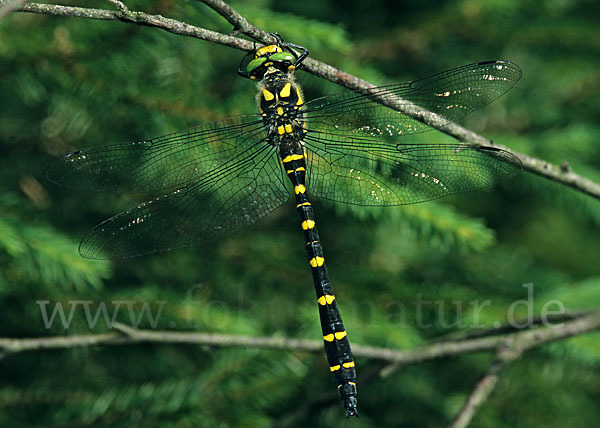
left=79, top=144, right=289, bottom=259
left=304, top=134, right=522, bottom=206
left=47, top=114, right=265, bottom=193
left=303, top=60, right=522, bottom=138
left=301, top=60, right=522, bottom=205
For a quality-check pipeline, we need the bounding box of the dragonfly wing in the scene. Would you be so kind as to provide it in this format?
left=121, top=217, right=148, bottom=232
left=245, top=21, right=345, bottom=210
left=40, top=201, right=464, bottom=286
left=304, top=134, right=522, bottom=206
left=79, top=144, right=289, bottom=259
left=303, top=61, right=522, bottom=138
left=47, top=114, right=266, bottom=193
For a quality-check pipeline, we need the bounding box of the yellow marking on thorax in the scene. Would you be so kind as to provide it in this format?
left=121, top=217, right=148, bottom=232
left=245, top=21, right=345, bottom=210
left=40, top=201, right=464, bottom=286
left=317, top=294, right=335, bottom=305
left=296, top=87, right=303, bottom=105
left=310, top=256, right=324, bottom=267
left=294, top=184, right=306, bottom=194
left=282, top=154, right=304, bottom=163
left=280, top=82, right=292, bottom=98
left=284, top=124, right=293, bottom=133
left=262, top=89, right=274, bottom=101
left=301, top=220, right=315, bottom=230
left=277, top=106, right=284, bottom=116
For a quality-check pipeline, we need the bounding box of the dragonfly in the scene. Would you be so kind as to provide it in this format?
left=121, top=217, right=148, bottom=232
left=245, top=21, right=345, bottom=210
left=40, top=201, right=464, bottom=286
left=48, top=34, right=522, bottom=417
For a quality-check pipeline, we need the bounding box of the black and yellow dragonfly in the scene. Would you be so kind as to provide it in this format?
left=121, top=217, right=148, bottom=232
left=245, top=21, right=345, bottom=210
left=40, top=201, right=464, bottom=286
left=48, top=34, right=522, bottom=417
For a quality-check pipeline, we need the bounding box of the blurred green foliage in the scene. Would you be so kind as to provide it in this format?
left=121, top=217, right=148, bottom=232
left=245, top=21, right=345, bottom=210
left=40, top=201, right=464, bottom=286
left=1, top=0, right=599, bottom=427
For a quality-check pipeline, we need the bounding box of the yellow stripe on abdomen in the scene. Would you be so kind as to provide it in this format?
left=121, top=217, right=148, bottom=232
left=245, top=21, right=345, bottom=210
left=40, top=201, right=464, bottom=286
left=317, top=294, right=335, bottom=305
left=282, top=154, right=304, bottom=163
left=302, top=220, right=315, bottom=230
left=310, top=256, right=324, bottom=267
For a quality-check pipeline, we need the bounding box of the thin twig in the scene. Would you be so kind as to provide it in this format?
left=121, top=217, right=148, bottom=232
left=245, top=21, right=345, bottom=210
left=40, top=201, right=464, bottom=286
left=379, top=310, right=593, bottom=377
left=449, top=343, right=520, bottom=428
left=3, top=0, right=600, bottom=201
left=198, top=0, right=270, bottom=42
left=432, top=310, right=591, bottom=343
left=107, top=0, right=127, bottom=13
left=1, top=312, right=599, bottom=363
left=5, top=1, right=256, bottom=51
left=0, top=0, right=27, bottom=19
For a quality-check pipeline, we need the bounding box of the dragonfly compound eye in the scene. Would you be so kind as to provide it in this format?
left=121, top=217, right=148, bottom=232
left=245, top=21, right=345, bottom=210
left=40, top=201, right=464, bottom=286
left=246, top=57, right=267, bottom=76
left=268, top=51, right=296, bottom=71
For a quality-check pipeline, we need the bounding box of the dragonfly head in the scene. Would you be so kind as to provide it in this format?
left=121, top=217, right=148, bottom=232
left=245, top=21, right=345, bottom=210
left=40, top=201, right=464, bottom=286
left=237, top=34, right=308, bottom=81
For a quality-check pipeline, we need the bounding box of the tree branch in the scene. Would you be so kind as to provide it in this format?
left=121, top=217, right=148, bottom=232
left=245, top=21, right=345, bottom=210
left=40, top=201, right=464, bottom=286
left=1, top=312, right=599, bottom=363
left=445, top=311, right=599, bottom=427
left=2, top=313, right=597, bottom=424
left=3, top=0, right=600, bottom=201
left=432, top=310, right=591, bottom=343
left=448, top=344, right=518, bottom=428
left=198, top=0, right=271, bottom=42
left=0, top=0, right=28, bottom=19
left=6, top=1, right=256, bottom=50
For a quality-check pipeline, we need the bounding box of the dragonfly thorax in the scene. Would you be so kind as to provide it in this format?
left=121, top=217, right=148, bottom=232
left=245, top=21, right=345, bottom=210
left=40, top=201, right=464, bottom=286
left=258, top=68, right=306, bottom=147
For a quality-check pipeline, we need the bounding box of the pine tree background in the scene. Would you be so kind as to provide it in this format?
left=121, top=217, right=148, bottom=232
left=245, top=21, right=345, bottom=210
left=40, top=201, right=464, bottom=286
left=1, top=0, right=599, bottom=426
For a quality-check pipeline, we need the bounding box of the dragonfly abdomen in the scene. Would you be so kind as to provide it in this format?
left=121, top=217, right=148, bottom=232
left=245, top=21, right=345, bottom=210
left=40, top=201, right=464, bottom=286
left=261, top=63, right=359, bottom=417
left=281, top=149, right=358, bottom=417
